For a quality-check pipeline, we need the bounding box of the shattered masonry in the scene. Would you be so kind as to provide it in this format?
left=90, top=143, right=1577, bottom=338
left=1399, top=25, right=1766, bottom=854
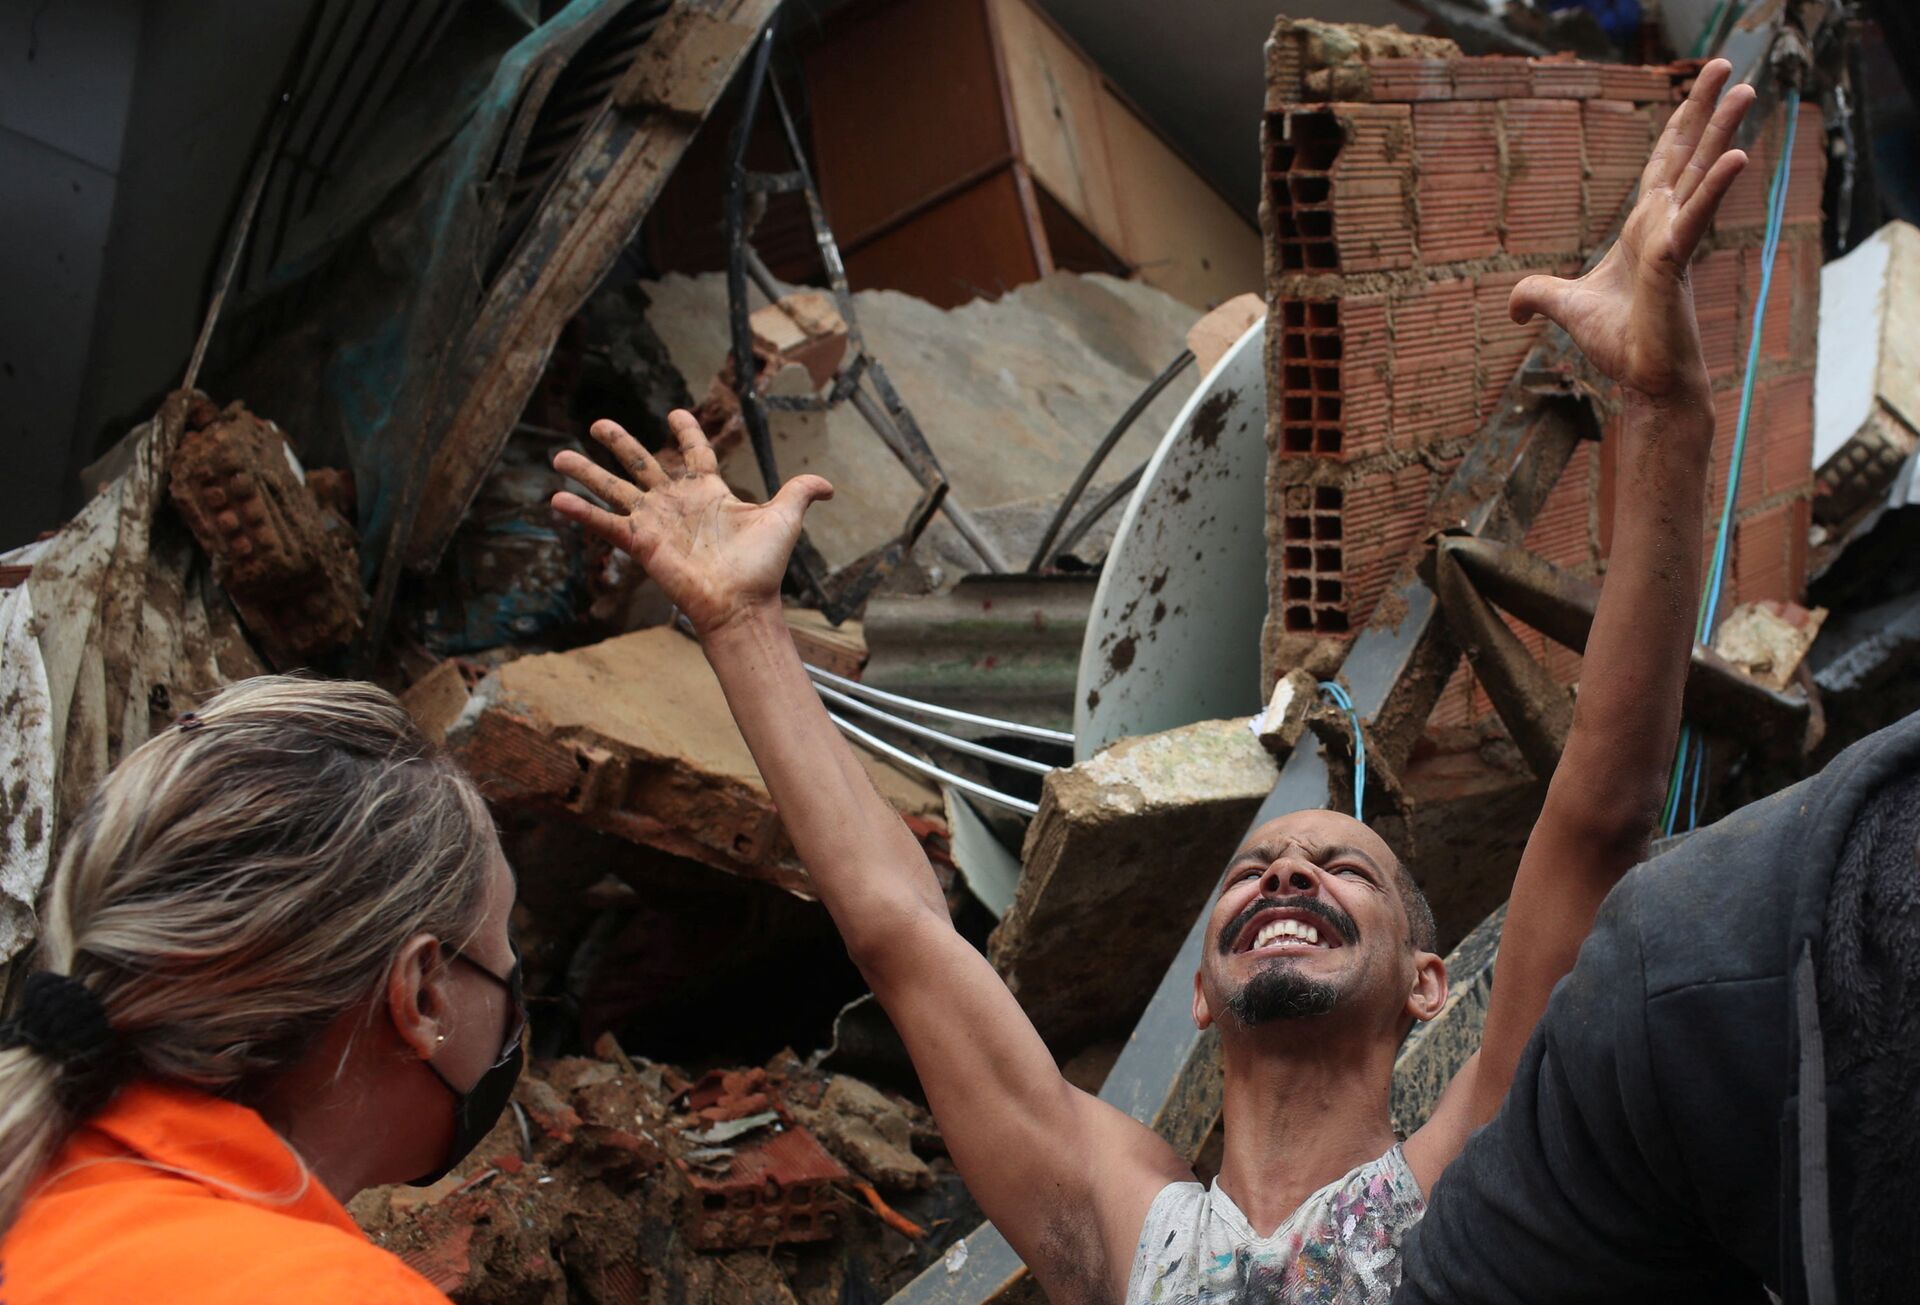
left=1258, top=31, right=1826, bottom=736
left=167, top=399, right=365, bottom=669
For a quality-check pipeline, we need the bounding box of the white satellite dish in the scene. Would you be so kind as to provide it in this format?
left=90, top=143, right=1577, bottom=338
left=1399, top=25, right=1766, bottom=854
left=1074, top=317, right=1269, bottom=761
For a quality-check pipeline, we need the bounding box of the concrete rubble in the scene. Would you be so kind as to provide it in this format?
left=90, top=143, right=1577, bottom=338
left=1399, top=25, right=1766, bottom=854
left=348, top=1039, right=968, bottom=1303
left=444, top=626, right=945, bottom=897
left=639, top=270, right=1200, bottom=575
left=990, top=717, right=1281, bottom=1051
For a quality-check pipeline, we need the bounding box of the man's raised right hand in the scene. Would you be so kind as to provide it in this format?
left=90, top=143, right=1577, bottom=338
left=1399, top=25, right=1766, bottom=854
left=550, top=409, right=834, bottom=637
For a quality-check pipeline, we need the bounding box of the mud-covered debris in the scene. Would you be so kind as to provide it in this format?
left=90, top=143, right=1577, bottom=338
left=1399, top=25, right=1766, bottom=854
left=167, top=399, right=365, bottom=668
left=355, top=1043, right=966, bottom=1303
left=1713, top=600, right=1827, bottom=692
left=445, top=625, right=943, bottom=896
left=796, top=1075, right=934, bottom=1193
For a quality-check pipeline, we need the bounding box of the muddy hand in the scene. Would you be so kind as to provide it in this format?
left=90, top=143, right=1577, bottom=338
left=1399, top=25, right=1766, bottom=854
left=550, top=409, right=833, bottom=636
left=1509, top=57, right=1754, bottom=400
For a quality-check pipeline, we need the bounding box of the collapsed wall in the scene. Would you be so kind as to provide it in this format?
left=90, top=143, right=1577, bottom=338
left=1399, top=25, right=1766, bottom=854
left=1257, top=24, right=1825, bottom=726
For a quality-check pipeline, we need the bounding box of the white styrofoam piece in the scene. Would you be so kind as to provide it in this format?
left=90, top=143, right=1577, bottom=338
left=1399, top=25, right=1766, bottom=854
left=1814, top=224, right=1892, bottom=467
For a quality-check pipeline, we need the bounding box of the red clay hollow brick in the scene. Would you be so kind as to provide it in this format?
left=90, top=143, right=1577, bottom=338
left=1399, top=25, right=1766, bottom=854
left=1740, top=241, right=1799, bottom=365
left=1529, top=57, right=1604, bottom=98
left=1266, top=104, right=1415, bottom=273
left=1367, top=57, right=1453, bottom=101
left=167, top=401, right=365, bottom=668
left=1415, top=101, right=1501, bottom=263
left=1450, top=55, right=1532, bottom=100
left=1501, top=99, right=1585, bottom=256
left=1581, top=99, right=1654, bottom=247
left=1599, top=63, right=1676, bottom=102
left=1691, top=248, right=1743, bottom=382
left=1389, top=277, right=1478, bottom=448
left=1521, top=441, right=1598, bottom=573
left=1276, top=481, right=1352, bottom=635
left=1731, top=499, right=1810, bottom=607
left=682, top=1123, right=849, bottom=1251
left=1274, top=297, right=1356, bottom=458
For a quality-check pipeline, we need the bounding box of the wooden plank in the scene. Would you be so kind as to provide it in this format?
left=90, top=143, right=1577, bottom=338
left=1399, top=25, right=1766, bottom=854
left=843, top=167, right=1041, bottom=307
left=406, top=0, right=779, bottom=571
left=1096, top=86, right=1263, bottom=310
left=985, top=0, right=1125, bottom=256
left=801, top=0, right=1012, bottom=249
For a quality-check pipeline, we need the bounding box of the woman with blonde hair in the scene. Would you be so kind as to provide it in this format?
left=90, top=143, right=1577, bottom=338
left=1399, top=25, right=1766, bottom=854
left=0, top=676, right=524, bottom=1302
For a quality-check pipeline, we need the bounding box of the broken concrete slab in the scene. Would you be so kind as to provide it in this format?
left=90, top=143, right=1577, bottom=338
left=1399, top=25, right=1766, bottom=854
left=446, top=626, right=943, bottom=897
left=796, top=1075, right=933, bottom=1193
left=640, top=271, right=1200, bottom=572
left=988, top=717, right=1280, bottom=1052
left=1711, top=600, right=1827, bottom=692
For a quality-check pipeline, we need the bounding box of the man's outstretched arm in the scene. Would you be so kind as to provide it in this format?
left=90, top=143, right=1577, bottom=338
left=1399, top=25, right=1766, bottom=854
left=551, top=418, right=1188, bottom=1302
left=1410, top=59, right=1755, bottom=1171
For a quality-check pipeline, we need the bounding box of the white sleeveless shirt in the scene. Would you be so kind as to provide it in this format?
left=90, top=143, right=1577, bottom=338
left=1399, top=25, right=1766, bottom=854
left=1125, top=1145, right=1425, bottom=1304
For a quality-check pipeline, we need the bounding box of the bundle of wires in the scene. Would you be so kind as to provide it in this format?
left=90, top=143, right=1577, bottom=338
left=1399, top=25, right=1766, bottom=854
left=1662, top=87, right=1801, bottom=836
left=1319, top=680, right=1367, bottom=823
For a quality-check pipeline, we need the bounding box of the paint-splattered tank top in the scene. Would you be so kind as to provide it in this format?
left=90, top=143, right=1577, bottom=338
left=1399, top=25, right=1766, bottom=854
left=1125, top=1144, right=1425, bottom=1305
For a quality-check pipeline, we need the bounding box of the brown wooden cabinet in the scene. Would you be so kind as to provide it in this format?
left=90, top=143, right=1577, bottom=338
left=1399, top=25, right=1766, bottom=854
left=802, top=0, right=1261, bottom=309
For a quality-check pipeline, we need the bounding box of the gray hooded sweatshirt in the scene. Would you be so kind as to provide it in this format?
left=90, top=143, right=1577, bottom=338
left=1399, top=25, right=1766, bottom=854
left=1396, top=706, right=1920, bottom=1305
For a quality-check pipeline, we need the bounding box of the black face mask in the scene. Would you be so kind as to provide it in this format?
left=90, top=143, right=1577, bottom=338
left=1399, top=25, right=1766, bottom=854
left=408, top=941, right=526, bottom=1187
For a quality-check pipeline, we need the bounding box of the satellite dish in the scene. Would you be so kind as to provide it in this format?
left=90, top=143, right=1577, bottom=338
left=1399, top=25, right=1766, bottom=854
left=1074, top=317, right=1269, bottom=761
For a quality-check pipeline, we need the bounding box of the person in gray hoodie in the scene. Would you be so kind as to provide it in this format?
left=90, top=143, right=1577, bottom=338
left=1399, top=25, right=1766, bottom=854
left=1395, top=705, right=1920, bottom=1305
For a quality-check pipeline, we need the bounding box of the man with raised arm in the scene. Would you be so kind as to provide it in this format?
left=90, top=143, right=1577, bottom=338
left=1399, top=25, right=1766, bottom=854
left=552, top=62, right=1752, bottom=1305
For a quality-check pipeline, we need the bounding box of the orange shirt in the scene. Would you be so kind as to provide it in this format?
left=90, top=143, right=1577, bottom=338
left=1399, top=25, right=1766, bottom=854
left=0, top=1080, right=448, bottom=1304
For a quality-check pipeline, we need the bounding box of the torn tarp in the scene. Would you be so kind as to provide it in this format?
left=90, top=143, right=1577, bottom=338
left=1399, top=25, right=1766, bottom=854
left=212, top=0, right=777, bottom=599
left=0, top=392, right=266, bottom=968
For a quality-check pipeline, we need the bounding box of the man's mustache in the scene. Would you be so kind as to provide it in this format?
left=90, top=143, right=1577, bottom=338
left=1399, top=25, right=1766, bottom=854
left=1218, top=895, right=1360, bottom=955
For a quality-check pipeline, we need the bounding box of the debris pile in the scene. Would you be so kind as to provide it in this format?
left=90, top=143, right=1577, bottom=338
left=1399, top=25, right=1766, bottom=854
left=5, top=4, right=1913, bottom=1302
left=350, top=1040, right=967, bottom=1303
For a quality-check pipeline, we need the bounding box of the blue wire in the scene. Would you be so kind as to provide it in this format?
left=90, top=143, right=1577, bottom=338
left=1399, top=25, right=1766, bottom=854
left=1688, top=738, right=1706, bottom=829
left=1663, top=89, right=1800, bottom=836
left=1318, top=681, right=1366, bottom=823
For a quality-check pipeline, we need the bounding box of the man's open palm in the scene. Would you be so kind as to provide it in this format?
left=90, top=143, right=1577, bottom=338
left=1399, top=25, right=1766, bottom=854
left=550, top=410, right=832, bottom=635
left=1511, top=58, right=1754, bottom=397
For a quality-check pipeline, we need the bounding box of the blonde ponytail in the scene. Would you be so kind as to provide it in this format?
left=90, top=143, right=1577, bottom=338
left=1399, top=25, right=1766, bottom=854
left=0, top=676, right=497, bottom=1233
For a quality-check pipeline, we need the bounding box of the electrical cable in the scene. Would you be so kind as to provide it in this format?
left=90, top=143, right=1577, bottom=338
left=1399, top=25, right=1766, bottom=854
left=1663, top=87, right=1800, bottom=835
left=1027, top=350, right=1194, bottom=572
left=1318, top=680, right=1366, bottom=823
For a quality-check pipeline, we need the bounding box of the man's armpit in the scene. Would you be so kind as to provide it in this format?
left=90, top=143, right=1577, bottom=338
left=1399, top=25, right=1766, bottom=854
left=1027, top=1203, right=1121, bottom=1305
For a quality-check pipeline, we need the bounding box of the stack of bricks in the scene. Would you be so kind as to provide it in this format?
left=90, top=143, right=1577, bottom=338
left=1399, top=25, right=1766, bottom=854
left=1258, top=21, right=1825, bottom=735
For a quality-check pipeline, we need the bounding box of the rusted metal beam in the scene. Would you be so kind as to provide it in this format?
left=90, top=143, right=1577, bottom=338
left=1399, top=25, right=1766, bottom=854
left=1442, top=535, right=1814, bottom=754
left=1433, top=533, right=1572, bottom=779
left=724, top=21, right=993, bottom=619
